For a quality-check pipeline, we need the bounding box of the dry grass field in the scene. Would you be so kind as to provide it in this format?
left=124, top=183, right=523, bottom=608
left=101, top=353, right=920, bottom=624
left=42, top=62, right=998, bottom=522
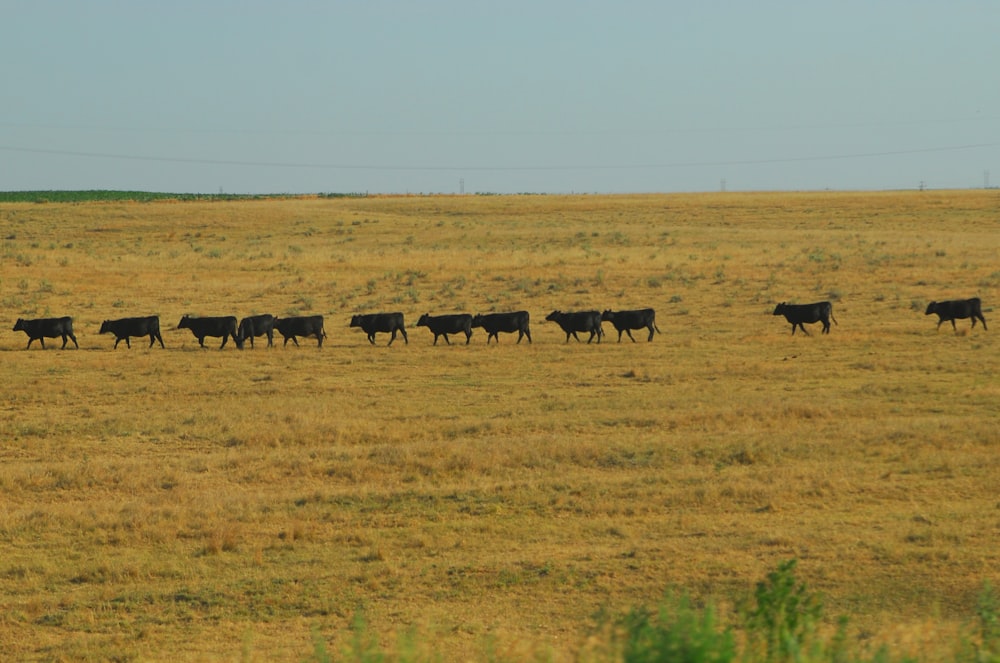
left=1, top=191, right=998, bottom=661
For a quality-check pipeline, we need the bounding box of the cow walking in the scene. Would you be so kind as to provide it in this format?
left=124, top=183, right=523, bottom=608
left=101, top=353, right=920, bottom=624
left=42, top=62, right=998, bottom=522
left=350, top=313, right=408, bottom=346
left=177, top=315, right=241, bottom=349
left=99, top=316, right=165, bottom=349
left=925, top=298, right=987, bottom=332
left=274, top=315, right=326, bottom=347
left=238, top=314, right=276, bottom=348
left=601, top=308, right=660, bottom=342
left=471, top=311, right=532, bottom=344
left=12, top=317, right=79, bottom=349
left=772, top=302, right=837, bottom=335
left=416, top=313, right=473, bottom=345
left=545, top=310, right=604, bottom=343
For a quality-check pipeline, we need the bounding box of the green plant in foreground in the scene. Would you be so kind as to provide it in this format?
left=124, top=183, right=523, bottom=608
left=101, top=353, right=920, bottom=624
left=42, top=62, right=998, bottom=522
left=604, top=595, right=735, bottom=663
left=977, top=581, right=1000, bottom=663
left=741, top=559, right=823, bottom=663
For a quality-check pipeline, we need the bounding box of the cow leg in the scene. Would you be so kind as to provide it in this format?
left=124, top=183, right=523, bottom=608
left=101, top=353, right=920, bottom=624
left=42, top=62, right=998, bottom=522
left=523, top=329, right=531, bottom=343
left=267, top=332, right=274, bottom=347
left=647, top=325, right=655, bottom=342
left=197, top=336, right=206, bottom=348
left=388, top=330, right=397, bottom=346
left=114, top=337, right=123, bottom=349
left=442, top=334, right=451, bottom=345
left=27, top=337, right=38, bottom=349
left=367, top=333, right=376, bottom=345
left=464, top=331, right=471, bottom=345
left=219, top=335, right=229, bottom=349
left=432, top=334, right=439, bottom=346
left=979, top=315, right=988, bottom=331
left=290, top=336, right=300, bottom=347
left=625, top=329, right=636, bottom=343
left=951, top=319, right=958, bottom=332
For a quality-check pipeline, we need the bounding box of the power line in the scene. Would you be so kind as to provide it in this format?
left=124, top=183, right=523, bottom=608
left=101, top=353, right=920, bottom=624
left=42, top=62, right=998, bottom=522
left=0, top=141, right=997, bottom=173
left=2, top=115, right=999, bottom=137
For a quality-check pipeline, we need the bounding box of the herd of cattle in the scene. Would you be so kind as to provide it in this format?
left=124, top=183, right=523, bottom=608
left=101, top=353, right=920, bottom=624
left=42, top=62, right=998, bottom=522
left=8, top=297, right=988, bottom=350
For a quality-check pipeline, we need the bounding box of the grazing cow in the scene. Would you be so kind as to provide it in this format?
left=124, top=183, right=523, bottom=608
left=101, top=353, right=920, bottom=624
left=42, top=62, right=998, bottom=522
left=99, top=315, right=164, bottom=349
left=545, top=310, right=604, bottom=344
left=471, top=311, right=532, bottom=344
left=416, top=313, right=473, bottom=345
left=925, top=298, right=988, bottom=332
left=177, top=315, right=241, bottom=349
left=274, top=315, right=326, bottom=347
left=12, top=317, right=79, bottom=349
left=772, top=302, right=837, bottom=335
left=350, top=312, right=408, bottom=346
left=601, top=308, right=661, bottom=342
left=238, top=314, right=276, bottom=348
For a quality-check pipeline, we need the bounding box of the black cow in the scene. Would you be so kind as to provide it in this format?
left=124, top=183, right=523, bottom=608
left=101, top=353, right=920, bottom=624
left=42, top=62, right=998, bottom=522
left=772, top=302, right=837, bottom=335
left=601, top=308, right=660, bottom=342
left=350, top=313, right=408, bottom=346
left=471, top=311, right=532, bottom=344
left=177, top=315, right=241, bottom=349
left=238, top=314, right=276, bottom=348
left=545, top=310, right=604, bottom=344
left=274, top=315, right=326, bottom=347
left=99, top=316, right=164, bottom=349
left=416, top=313, right=473, bottom=345
left=925, top=298, right=988, bottom=332
left=12, top=317, right=79, bottom=349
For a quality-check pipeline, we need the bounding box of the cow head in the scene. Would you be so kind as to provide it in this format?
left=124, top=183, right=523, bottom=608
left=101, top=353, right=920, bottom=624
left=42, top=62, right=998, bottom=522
left=99, top=321, right=111, bottom=334
left=13, top=318, right=24, bottom=332
left=417, top=314, right=430, bottom=326
left=601, top=310, right=614, bottom=322
left=772, top=303, right=787, bottom=315
left=924, top=302, right=937, bottom=315
left=545, top=311, right=561, bottom=322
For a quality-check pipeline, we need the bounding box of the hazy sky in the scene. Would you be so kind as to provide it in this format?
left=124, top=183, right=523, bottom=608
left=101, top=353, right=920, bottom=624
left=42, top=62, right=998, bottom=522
left=2, top=1, right=998, bottom=194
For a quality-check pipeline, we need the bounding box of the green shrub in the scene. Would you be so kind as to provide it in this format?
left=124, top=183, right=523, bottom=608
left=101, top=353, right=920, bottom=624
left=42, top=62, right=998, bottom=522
left=606, top=595, right=735, bottom=663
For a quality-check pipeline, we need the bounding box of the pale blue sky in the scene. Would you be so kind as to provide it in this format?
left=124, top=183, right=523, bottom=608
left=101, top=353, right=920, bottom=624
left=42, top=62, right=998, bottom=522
left=2, top=1, right=998, bottom=194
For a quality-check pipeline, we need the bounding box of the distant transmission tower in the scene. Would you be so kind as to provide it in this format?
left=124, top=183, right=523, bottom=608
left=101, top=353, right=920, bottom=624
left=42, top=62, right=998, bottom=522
left=460, top=178, right=465, bottom=194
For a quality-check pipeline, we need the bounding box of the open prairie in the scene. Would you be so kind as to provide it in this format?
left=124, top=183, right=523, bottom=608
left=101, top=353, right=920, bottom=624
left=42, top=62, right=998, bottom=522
left=1, top=191, right=998, bottom=660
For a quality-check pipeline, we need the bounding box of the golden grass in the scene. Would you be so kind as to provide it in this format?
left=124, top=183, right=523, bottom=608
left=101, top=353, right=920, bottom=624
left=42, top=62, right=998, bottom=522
left=1, top=190, right=998, bottom=660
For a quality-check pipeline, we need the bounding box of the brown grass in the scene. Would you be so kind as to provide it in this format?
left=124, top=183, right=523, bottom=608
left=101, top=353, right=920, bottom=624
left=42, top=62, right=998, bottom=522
left=1, top=190, right=998, bottom=660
